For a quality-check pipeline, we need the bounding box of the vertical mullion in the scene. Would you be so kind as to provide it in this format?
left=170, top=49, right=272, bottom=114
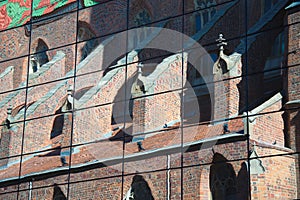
left=121, top=0, right=130, bottom=198
left=66, top=0, right=80, bottom=199
left=181, top=1, right=185, bottom=200
left=17, top=0, right=35, bottom=198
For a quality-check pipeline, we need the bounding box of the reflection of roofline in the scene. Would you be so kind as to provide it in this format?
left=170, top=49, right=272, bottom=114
left=0, top=132, right=245, bottom=187
left=284, top=99, right=300, bottom=109
left=249, top=93, right=282, bottom=114
left=235, top=0, right=290, bottom=54
left=32, top=1, right=83, bottom=20
left=285, top=2, right=300, bottom=10
left=25, top=1, right=83, bottom=35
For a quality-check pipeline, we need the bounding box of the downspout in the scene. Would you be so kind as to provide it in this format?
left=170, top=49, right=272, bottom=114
left=167, top=154, right=170, bottom=200
left=28, top=180, right=32, bottom=200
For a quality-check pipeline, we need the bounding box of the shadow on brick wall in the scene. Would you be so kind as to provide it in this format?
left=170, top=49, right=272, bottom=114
left=210, top=153, right=249, bottom=200
left=52, top=183, right=67, bottom=200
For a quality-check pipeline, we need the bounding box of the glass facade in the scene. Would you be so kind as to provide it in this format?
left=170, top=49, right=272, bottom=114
left=0, top=0, right=299, bottom=199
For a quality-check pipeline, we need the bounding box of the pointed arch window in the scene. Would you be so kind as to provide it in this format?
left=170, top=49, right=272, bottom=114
left=78, top=22, right=99, bottom=61
left=264, top=31, right=285, bottom=80
left=30, top=39, right=49, bottom=74
left=134, top=10, right=151, bottom=26
left=35, top=39, right=49, bottom=66
left=193, top=0, right=217, bottom=32
left=133, top=10, right=152, bottom=47
left=209, top=153, right=238, bottom=200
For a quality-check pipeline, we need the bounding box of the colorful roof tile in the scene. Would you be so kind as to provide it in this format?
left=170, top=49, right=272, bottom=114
left=0, top=0, right=100, bottom=30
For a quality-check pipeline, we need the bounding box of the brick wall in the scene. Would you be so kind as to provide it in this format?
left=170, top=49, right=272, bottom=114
left=0, top=52, right=65, bottom=124
left=30, top=13, right=77, bottom=73
left=252, top=145, right=297, bottom=200
left=21, top=83, right=68, bottom=154
left=0, top=140, right=250, bottom=199
left=0, top=26, right=29, bottom=87
left=80, top=0, right=127, bottom=38
left=213, top=53, right=242, bottom=121
left=0, top=139, right=297, bottom=199
left=285, top=5, right=300, bottom=198
left=251, top=100, right=284, bottom=146
left=0, top=67, right=14, bottom=95
left=286, top=10, right=300, bottom=102
left=73, top=61, right=138, bottom=144
left=132, top=54, right=186, bottom=133
left=0, top=123, right=24, bottom=162
left=0, top=128, right=11, bottom=167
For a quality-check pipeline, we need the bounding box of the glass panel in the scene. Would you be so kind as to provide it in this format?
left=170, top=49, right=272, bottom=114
left=186, top=159, right=250, bottom=199
left=183, top=126, right=248, bottom=166
left=28, top=44, right=76, bottom=86
left=32, top=174, right=69, bottom=188
left=25, top=78, right=74, bottom=120
left=123, top=171, right=171, bottom=199
left=24, top=114, right=73, bottom=155
left=129, top=0, right=182, bottom=28
left=74, top=66, right=126, bottom=109
left=0, top=155, right=21, bottom=181
left=250, top=155, right=297, bottom=199
left=0, top=121, right=24, bottom=165
left=127, top=16, right=183, bottom=65
left=0, top=191, right=18, bottom=200
left=73, top=104, right=120, bottom=145
left=31, top=12, right=77, bottom=51
left=69, top=162, right=123, bottom=183
left=123, top=153, right=168, bottom=174
left=0, top=88, right=26, bottom=123
left=69, top=176, right=122, bottom=199
left=184, top=1, right=246, bottom=46
left=0, top=26, right=29, bottom=62
left=32, top=0, right=77, bottom=21
left=31, top=184, right=68, bottom=199
left=0, top=57, right=28, bottom=92
left=78, top=0, right=127, bottom=38
left=75, top=34, right=127, bottom=76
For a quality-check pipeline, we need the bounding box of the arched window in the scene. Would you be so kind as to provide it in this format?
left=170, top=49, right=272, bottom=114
left=30, top=39, right=49, bottom=74
left=50, top=109, right=64, bottom=139
left=124, top=175, right=154, bottom=200
left=78, top=22, right=99, bottom=61
left=133, top=10, right=151, bottom=47
left=35, top=39, right=49, bottom=66
left=52, top=184, right=67, bottom=200
left=209, top=153, right=238, bottom=200
left=264, top=31, right=285, bottom=80
left=194, top=0, right=217, bottom=32
left=134, top=10, right=151, bottom=26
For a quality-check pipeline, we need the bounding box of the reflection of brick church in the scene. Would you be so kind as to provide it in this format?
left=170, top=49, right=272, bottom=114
left=0, top=0, right=299, bottom=199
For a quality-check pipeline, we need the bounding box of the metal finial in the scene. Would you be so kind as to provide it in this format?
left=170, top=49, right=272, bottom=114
left=216, top=33, right=227, bottom=51
left=6, top=105, right=13, bottom=129
left=7, top=105, right=12, bottom=116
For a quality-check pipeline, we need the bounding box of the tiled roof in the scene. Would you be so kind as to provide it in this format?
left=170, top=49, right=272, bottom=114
left=0, top=0, right=100, bottom=30
left=0, top=118, right=244, bottom=183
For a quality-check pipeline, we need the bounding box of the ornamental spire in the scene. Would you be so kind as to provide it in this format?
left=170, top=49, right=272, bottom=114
left=216, top=33, right=227, bottom=52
